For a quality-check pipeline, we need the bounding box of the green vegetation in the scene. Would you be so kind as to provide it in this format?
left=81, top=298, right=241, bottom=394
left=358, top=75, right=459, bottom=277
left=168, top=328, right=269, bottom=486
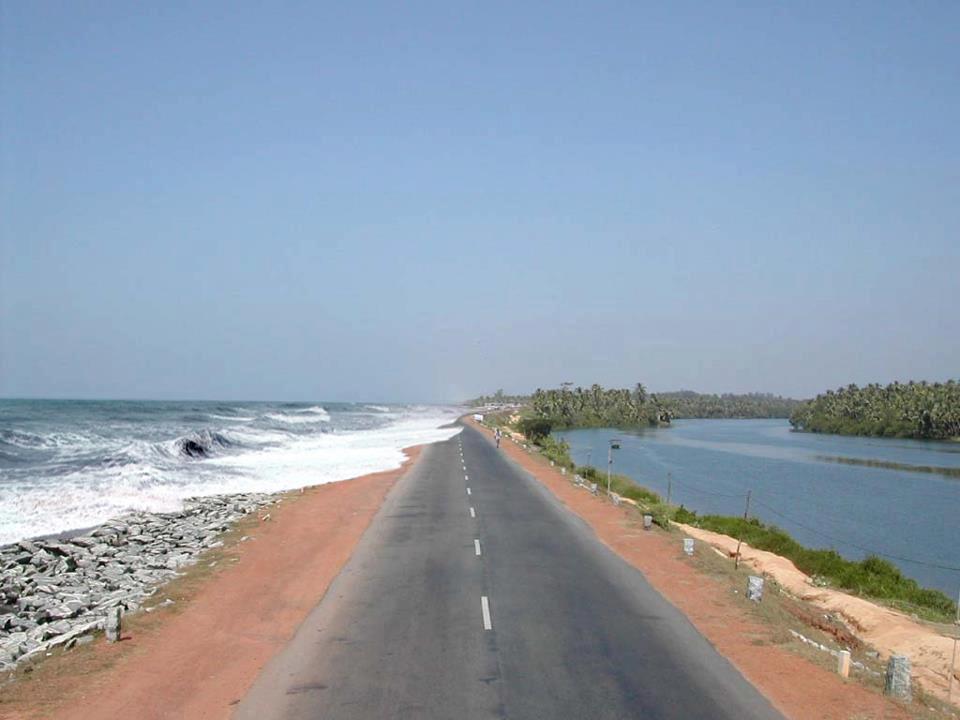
left=472, top=386, right=803, bottom=421
left=467, top=389, right=529, bottom=407
left=678, top=509, right=957, bottom=621
left=530, top=384, right=669, bottom=428
left=659, top=391, right=802, bottom=419
left=790, top=379, right=960, bottom=440
left=515, top=416, right=554, bottom=442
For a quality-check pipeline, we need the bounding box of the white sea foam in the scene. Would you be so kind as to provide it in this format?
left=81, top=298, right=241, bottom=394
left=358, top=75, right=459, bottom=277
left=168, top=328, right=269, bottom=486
left=0, top=406, right=461, bottom=544
left=264, top=407, right=331, bottom=424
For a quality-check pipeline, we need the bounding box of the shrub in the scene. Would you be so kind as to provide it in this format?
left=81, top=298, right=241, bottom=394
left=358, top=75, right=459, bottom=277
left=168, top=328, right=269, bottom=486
left=517, top=417, right=554, bottom=442
left=674, top=505, right=698, bottom=524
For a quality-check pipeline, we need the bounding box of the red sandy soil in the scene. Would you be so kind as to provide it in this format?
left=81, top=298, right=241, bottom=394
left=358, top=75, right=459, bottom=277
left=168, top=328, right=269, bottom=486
left=473, top=420, right=911, bottom=720
left=1, top=446, right=422, bottom=720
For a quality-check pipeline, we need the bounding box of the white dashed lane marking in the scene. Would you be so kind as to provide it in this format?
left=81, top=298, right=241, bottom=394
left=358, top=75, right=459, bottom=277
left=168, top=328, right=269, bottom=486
left=469, top=507, right=475, bottom=518
left=474, top=539, right=482, bottom=556
left=481, top=596, right=492, bottom=630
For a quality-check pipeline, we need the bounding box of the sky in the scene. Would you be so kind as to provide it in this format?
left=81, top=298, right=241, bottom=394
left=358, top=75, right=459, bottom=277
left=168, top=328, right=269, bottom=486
left=1, top=2, right=958, bottom=403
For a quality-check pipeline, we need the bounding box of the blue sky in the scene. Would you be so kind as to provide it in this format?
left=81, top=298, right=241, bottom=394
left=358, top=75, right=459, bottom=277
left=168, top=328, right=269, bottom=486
left=1, top=2, right=958, bottom=402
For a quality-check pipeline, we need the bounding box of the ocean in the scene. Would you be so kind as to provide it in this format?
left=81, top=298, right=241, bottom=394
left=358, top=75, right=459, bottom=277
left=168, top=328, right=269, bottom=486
left=0, top=399, right=461, bottom=545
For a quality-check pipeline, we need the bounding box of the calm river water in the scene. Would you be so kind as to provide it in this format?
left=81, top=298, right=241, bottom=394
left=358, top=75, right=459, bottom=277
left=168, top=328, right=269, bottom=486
left=556, top=420, right=960, bottom=596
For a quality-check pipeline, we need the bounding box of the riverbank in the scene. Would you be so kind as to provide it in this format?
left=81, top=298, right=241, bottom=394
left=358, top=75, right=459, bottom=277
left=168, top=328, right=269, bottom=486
left=678, top=522, right=960, bottom=708
left=0, top=445, right=425, bottom=719
left=470, top=418, right=954, bottom=718
left=553, top=419, right=960, bottom=599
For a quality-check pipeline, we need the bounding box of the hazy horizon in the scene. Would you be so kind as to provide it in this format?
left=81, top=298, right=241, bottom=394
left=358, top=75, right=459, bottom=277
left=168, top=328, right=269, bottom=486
left=2, top=3, right=958, bottom=403
left=1, top=380, right=953, bottom=405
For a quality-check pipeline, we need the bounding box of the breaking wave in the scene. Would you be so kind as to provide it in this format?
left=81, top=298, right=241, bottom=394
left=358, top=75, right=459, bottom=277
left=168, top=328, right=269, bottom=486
left=0, top=402, right=461, bottom=544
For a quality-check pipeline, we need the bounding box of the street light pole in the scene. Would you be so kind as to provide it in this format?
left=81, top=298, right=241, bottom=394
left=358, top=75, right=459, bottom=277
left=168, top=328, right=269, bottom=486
left=607, top=445, right=612, bottom=494
left=607, top=438, right=620, bottom=495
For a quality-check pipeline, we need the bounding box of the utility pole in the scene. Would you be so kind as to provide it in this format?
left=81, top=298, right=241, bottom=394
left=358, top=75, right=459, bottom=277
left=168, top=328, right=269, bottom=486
left=734, top=490, right=752, bottom=570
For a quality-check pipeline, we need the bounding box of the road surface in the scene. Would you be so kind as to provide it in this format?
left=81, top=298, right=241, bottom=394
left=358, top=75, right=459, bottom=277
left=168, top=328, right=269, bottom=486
left=235, top=422, right=783, bottom=719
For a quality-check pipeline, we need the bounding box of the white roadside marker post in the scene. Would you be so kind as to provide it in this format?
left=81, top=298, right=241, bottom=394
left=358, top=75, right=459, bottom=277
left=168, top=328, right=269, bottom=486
left=105, top=607, right=121, bottom=642
left=837, top=650, right=851, bottom=678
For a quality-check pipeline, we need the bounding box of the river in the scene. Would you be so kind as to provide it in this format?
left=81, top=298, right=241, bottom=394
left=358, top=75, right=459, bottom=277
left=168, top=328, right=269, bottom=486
left=556, top=420, right=960, bottom=597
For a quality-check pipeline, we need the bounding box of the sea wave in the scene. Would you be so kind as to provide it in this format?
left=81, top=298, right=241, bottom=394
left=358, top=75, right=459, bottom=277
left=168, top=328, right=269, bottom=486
left=264, top=409, right=331, bottom=424
left=0, top=429, right=96, bottom=451
left=0, top=405, right=461, bottom=544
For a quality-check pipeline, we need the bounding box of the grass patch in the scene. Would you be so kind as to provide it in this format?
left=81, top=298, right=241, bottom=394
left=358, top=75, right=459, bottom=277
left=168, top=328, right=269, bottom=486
left=678, top=510, right=957, bottom=622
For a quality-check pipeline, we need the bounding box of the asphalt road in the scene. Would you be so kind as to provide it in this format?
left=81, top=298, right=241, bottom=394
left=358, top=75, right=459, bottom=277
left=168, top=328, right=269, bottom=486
left=235, top=422, right=783, bottom=720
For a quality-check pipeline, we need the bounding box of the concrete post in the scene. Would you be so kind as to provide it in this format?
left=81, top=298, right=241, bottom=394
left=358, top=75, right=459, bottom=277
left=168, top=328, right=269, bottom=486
left=746, top=576, right=764, bottom=602
left=837, top=650, right=851, bottom=678
left=105, top=607, right=121, bottom=642
left=884, top=655, right=911, bottom=702
left=643, top=514, right=653, bottom=530
left=683, top=538, right=695, bottom=556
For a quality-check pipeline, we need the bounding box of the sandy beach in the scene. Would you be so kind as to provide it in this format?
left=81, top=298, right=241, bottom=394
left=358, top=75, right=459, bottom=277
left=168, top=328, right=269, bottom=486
left=0, top=446, right=424, bottom=720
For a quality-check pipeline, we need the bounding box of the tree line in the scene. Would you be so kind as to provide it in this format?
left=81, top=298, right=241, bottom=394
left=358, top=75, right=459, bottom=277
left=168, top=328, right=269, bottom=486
left=658, top=391, right=801, bottom=419
left=529, top=384, right=669, bottom=428
left=789, top=380, right=960, bottom=440
left=467, top=389, right=530, bottom=407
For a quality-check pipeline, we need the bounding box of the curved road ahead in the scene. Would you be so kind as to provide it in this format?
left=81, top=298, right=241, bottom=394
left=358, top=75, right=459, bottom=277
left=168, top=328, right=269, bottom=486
left=236, top=422, right=783, bottom=719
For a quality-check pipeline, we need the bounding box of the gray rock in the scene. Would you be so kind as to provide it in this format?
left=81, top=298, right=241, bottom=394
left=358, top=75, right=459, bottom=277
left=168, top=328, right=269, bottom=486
left=69, top=536, right=98, bottom=548
left=89, top=543, right=113, bottom=556
left=16, top=595, right=43, bottom=611
left=30, top=550, right=54, bottom=568
left=38, top=542, right=72, bottom=557
left=47, top=604, right=82, bottom=621
left=884, top=655, right=911, bottom=701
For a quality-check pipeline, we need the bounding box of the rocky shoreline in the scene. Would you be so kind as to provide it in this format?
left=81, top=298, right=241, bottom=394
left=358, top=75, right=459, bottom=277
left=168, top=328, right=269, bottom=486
left=0, top=493, right=278, bottom=671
